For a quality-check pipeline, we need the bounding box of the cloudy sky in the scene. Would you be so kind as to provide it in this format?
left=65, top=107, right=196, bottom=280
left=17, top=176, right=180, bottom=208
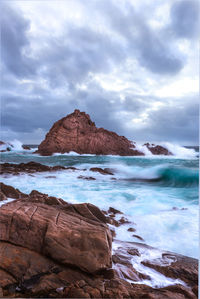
left=1, top=0, right=199, bottom=145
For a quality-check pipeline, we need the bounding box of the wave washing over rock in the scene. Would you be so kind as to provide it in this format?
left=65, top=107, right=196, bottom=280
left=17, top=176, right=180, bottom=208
left=0, top=183, right=198, bottom=298
left=0, top=140, right=31, bottom=152
left=35, top=109, right=171, bottom=156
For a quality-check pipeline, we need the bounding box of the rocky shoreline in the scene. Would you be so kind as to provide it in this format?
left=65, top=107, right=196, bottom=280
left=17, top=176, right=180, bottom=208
left=0, top=179, right=198, bottom=298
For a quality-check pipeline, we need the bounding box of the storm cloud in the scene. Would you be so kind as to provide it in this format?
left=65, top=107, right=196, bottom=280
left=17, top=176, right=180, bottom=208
left=1, top=0, right=199, bottom=145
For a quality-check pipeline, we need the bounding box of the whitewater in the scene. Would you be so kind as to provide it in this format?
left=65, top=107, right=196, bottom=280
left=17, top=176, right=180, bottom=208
left=0, top=141, right=198, bottom=258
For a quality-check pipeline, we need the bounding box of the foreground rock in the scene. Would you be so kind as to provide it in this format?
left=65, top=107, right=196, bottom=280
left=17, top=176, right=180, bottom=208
left=35, top=109, right=171, bottom=156
left=0, top=184, right=197, bottom=298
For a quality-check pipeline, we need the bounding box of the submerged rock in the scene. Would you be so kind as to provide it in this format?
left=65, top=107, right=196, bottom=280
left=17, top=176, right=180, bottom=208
left=77, top=175, right=96, bottom=180
left=90, top=167, right=114, bottom=175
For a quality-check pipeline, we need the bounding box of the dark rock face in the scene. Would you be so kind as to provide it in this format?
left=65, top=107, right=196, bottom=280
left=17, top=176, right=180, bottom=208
left=0, top=182, right=27, bottom=199
left=0, top=191, right=7, bottom=202
left=35, top=109, right=145, bottom=156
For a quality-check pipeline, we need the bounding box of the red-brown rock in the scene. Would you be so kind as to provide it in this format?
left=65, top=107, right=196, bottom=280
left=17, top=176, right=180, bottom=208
left=35, top=109, right=144, bottom=156
left=0, top=185, right=197, bottom=298
left=0, top=200, right=112, bottom=274
left=142, top=252, right=198, bottom=287
left=0, top=182, right=27, bottom=199
left=144, top=143, right=172, bottom=155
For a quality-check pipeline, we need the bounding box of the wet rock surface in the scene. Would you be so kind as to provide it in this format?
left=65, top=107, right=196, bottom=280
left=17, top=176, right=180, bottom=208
left=142, top=253, right=198, bottom=287
left=0, top=162, right=116, bottom=179
left=90, top=167, right=114, bottom=175
left=144, top=143, right=172, bottom=155
left=0, top=162, right=67, bottom=175
left=0, top=184, right=197, bottom=298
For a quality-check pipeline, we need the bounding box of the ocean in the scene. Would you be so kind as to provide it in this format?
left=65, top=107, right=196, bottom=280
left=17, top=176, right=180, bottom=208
left=0, top=142, right=199, bottom=259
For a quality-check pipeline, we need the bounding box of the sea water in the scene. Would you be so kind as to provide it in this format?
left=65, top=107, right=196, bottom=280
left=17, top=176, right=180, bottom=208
left=0, top=143, right=198, bottom=258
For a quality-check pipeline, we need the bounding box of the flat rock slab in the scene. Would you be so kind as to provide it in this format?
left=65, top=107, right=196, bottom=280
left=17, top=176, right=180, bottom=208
left=0, top=200, right=112, bottom=274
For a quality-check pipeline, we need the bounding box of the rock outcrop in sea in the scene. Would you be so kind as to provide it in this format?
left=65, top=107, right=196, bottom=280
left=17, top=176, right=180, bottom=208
left=35, top=109, right=171, bottom=156
left=0, top=184, right=198, bottom=298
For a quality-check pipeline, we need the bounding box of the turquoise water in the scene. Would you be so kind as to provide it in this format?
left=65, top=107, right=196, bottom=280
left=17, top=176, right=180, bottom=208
left=0, top=148, right=199, bottom=258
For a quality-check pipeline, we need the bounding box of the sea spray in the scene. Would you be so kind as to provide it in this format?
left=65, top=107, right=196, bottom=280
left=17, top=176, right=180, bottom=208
left=0, top=142, right=198, bottom=258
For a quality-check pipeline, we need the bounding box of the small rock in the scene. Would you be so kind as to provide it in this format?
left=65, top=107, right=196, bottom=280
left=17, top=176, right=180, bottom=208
left=77, top=175, right=96, bottom=180
left=127, top=227, right=136, bottom=232
left=90, top=167, right=114, bottom=175
left=127, top=248, right=141, bottom=256
left=22, top=145, right=31, bottom=150
left=132, top=234, right=144, bottom=241
left=108, top=207, right=123, bottom=215
left=119, top=216, right=131, bottom=225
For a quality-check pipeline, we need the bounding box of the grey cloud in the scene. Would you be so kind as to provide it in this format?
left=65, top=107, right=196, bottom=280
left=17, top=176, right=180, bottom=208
left=37, top=26, right=126, bottom=88
left=170, top=0, right=199, bottom=39
left=1, top=2, right=36, bottom=77
left=135, top=97, right=199, bottom=144
left=136, top=28, right=183, bottom=74
left=97, top=0, right=184, bottom=75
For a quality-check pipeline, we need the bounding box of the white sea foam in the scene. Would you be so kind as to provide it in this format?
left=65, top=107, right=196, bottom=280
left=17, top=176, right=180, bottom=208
left=111, top=163, right=165, bottom=180
left=112, top=241, right=187, bottom=288
left=1, top=164, right=198, bottom=258
left=16, top=141, right=197, bottom=159
left=9, top=140, right=24, bottom=151
left=53, top=151, right=96, bottom=156
left=133, top=143, right=153, bottom=156
left=0, top=139, right=33, bottom=152
left=0, top=197, right=16, bottom=207
left=159, top=142, right=197, bottom=158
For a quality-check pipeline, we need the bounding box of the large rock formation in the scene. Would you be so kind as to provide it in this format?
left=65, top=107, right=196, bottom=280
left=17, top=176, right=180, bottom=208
left=0, top=184, right=197, bottom=298
left=35, top=109, right=171, bottom=156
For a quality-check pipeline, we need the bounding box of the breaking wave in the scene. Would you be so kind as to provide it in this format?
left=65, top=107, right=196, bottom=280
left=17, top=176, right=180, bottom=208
left=114, top=164, right=198, bottom=187
left=160, top=142, right=198, bottom=158
left=133, top=142, right=198, bottom=158
left=0, top=140, right=23, bottom=151
left=155, top=166, right=198, bottom=187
